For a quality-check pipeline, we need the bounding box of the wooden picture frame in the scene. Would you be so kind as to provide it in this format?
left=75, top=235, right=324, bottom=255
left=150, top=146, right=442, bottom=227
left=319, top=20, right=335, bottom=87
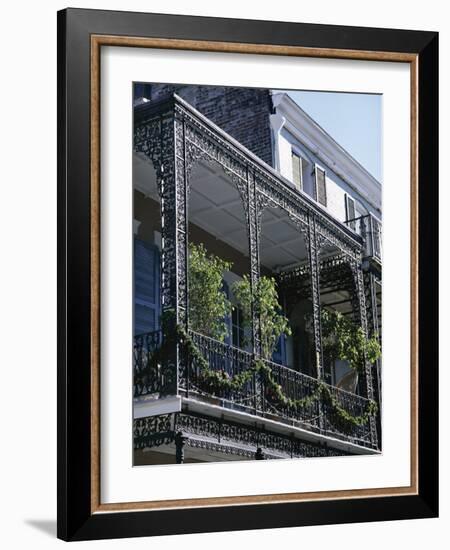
left=57, top=7, right=438, bottom=541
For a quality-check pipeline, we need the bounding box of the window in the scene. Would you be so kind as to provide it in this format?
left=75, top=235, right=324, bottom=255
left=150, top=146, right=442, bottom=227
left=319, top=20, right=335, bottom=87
left=134, top=238, right=161, bottom=335
left=222, top=280, right=247, bottom=349
left=272, top=334, right=287, bottom=366
left=231, top=307, right=245, bottom=348
left=314, top=166, right=327, bottom=207
left=291, top=151, right=304, bottom=189
left=345, top=194, right=356, bottom=230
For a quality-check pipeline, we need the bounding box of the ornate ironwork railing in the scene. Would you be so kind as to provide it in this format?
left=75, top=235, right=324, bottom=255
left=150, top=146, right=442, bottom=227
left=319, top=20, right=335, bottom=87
left=182, top=330, right=255, bottom=407
left=260, top=359, right=374, bottom=447
left=260, top=359, right=322, bottom=429
left=133, top=330, right=377, bottom=448
left=181, top=331, right=376, bottom=449
left=133, top=330, right=176, bottom=397
left=321, top=382, right=375, bottom=444
left=345, top=213, right=382, bottom=263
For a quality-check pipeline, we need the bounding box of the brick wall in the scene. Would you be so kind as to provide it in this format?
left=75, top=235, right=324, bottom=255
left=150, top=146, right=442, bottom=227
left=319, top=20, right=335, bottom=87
left=137, top=84, right=274, bottom=167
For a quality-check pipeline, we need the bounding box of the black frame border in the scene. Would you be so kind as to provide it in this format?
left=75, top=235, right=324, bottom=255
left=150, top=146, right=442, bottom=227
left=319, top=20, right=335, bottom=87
left=57, top=8, right=438, bottom=541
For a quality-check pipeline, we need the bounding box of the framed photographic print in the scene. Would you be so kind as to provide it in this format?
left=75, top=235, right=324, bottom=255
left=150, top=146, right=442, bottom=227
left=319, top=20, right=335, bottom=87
left=57, top=8, right=438, bottom=541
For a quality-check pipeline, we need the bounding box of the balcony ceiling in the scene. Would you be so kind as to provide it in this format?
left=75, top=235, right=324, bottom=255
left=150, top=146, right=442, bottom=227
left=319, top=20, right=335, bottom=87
left=190, top=161, right=312, bottom=272
left=259, top=207, right=308, bottom=271
left=134, top=153, right=316, bottom=272
left=189, top=161, right=249, bottom=258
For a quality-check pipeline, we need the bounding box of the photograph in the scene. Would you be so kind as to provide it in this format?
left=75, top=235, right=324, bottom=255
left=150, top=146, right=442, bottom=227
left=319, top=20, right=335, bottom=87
left=132, top=83, right=383, bottom=465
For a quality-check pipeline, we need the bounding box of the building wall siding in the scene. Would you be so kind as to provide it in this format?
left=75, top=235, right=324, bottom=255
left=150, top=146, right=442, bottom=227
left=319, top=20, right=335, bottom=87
left=279, top=127, right=379, bottom=222
left=326, top=174, right=348, bottom=222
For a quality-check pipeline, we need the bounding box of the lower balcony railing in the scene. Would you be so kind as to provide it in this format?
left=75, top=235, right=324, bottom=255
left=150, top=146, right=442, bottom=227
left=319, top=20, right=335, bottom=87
left=134, top=329, right=378, bottom=450
left=185, top=330, right=255, bottom=407
left=134, top=330, right=176, bottom=397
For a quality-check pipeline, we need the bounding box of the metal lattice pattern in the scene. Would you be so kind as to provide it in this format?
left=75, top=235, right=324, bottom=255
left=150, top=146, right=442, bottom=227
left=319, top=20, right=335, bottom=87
left=133, top=412, right=352, bottom=459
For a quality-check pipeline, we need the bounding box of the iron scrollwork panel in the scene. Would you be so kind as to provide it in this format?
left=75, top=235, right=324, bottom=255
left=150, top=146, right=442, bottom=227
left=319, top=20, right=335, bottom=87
left=247, top=168, right=261, bottom=357
left=306, top=214, right=324, bottom=381
left=349, top=258, right=378, bottom=448
left=134, top=113, right=179, bottom=318
left=134, top=111, right=183, bottom=395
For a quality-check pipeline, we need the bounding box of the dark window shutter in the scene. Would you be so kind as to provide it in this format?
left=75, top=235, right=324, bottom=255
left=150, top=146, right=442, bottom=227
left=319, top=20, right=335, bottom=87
left=134, top=239, right=160, bottom=335
left=292, top=152, right=303, bottom=189
left=315, top=167, right=327, bottom=206
left=345, top=195, right=356, bottom=230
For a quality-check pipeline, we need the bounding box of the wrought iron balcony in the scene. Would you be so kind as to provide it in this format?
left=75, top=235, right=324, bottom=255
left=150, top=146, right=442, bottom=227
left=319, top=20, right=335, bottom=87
left=134, top=329, right=378, bottom=450
left=345, top=213, right=382, bottom=264
left=132, top=94, right=380, bottom=454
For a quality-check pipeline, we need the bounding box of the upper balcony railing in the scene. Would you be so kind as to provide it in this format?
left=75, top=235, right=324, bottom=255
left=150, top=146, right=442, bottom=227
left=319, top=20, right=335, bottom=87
left=345, top=213, right=382, bottom=264
left=134, top=329, right=378, bottom=450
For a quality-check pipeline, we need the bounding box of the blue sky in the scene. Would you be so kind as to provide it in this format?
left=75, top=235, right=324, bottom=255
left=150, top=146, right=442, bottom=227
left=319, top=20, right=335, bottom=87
left=278, top=90, right=382, bottom=182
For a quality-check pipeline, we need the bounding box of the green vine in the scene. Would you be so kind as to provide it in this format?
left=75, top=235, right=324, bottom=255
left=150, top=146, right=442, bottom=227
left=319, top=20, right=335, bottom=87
left=137, top=310, right=377, bottom=430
